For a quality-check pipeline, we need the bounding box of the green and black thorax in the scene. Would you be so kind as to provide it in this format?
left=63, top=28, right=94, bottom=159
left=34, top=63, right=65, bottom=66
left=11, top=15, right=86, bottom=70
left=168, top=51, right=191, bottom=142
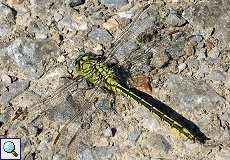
left=75, top=54, right=122, bottom=93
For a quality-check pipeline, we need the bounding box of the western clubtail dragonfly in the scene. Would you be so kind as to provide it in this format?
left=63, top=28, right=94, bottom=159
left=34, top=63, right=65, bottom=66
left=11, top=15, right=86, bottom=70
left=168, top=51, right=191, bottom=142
left=2, top=3, right=209, bottom=159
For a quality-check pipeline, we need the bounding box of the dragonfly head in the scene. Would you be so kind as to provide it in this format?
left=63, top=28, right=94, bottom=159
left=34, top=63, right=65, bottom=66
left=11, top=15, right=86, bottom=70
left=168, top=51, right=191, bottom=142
left=75, top=52, right=97, bottom=71
left=75, top=52, right=102, bottom=72
left=75, top=54, right=88, bottom=71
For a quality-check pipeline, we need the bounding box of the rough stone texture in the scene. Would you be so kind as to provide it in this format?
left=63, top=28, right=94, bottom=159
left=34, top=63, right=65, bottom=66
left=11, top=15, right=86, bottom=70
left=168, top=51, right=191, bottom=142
left=0, top=3, right=16, bottom=38
left=88, top=28, right=113, bottom=45
left=100, top=0, right=129, bottom=8
left=165, top=74, right=225, bottom=111
left=0, top=38, right=60, bottom=79
left=183, top=0, right=230, bottom=48
left=0, top=79, right=30, bottom=106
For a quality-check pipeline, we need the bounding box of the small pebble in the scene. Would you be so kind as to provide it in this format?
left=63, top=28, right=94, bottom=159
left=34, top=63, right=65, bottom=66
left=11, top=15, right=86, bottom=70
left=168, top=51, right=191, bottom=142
left=117, top=10, right=134, bottom=19
left=88, top=28, right=113, bottom=45
left=207, top=70, right=226, bottom=82
left=102, top=18, right=119, bottom=31
left=69, top=0, right=85, bottom=7
left=0, top=3, right=16, bottom=37
left=51, top=31, right=62, bottom=43
left=7, top=0, right=25, bottom=5
left=208, top=47, right=221, bottom=59
left=95, top=98, right=114, bottom=112
left=54, top=11, right=64, bottom=22
left=1, top=74, right=12, bottom=84
left=166, top=10, right=187, bottom=27
left=178, top=63, right=187, bottom=73
left=196, top=48, right=207, bottom=60
left=141, top=117, right=160, bottom=132
left=100, top=0, right=129, bottom=7
left=57, top=55, right=65, bottom=63
left=128, top=129, right=141, bottom=142
left=150, top=49, right=169, bottom=69
left=103, top=128, right=113, bottom=137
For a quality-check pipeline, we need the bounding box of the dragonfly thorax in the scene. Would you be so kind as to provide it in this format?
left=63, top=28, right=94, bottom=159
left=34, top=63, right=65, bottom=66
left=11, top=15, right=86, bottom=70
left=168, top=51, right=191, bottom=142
left=75, top=55, right=121, bottom=93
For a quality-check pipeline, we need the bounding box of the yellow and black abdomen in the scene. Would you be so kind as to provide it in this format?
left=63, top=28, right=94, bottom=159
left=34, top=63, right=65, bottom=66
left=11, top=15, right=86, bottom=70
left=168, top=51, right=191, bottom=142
left=75, top=54, right=208, bottom=143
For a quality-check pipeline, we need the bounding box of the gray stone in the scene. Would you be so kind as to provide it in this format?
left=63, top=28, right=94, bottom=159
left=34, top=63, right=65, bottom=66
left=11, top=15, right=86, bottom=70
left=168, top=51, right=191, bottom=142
left=129, top=16, right=159, bottom=39
left=140, top=116, right=160, bottom=132
left=207, top=70, right=226, bottom=81
left=0, top=3, right=15, bottom=18
left=88, top=28, right=113, bottom=45
left=0, top=109, right=11, bottom=124
left=80, top=148, right=94, bottom=160
left=1, top=74, right=12, bottom=84
left=196, top=48, right=207, bottom=60
left=150, top=49, right=169, bottom=69
left=189, top=34, right=204, bottom=45
left=69, top=0, right=85, bottom=7
left=114, top=41, right=139, bottom=64
left=197, top=41, right=205, bottom=49
left=127, top=155, right=151, bottom=160
left=166, top=10, right=187, bottom=27
left=77, top=143, right=117, bottom=160
left=197, top=64, right=210, bottom=75
left=187, top=59, right=199, bottom=70
left=117, top=10, right=134, bottom=19
left=30, top=0, right=62, bottom=19
left=135, top=103, right=161, bottom=133
left=216, top=152, right=230, bottom=160
left=103, top=127, right=113, bottom=137
left=0, top=79, right=30, bottom=106
left=151, top=76, right=160, bottom=88
left=92, top=146, right=116, bottom=159
left=47, top=94, right=79, bottom=122
left=52, top=154, right=66, bottom=160
left=100, top=0, right=129, bottom=8
left=0, top=38, right=59, bottom=79
left=27, top=19, right=49, bottom=39
left=219, top=112, right=230, bottom=131
left=54, top=11, right=64, bottom=22
left=58, top=10, right=88, bottom=31
left=178, top=63, right=187, bottom=73
left=141, top=134, right=171, bottom=154
left=208, top=47, right=221, bottom=59
left=165, top=74, right=225, bottom=111
left=95, top=98, right=114, bottom=112
left=166, top=40, right=186, bottom=59
left=78, top=143, right=94, bottom=160
left=128, top=129, right=141, bottom=142
left=0, top=3, right=16, bottom=37
left=183, top=0, right=230, bottom=48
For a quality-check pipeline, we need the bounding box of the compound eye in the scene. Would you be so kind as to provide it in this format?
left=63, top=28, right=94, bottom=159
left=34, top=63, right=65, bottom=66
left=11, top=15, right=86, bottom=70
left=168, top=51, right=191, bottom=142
left=82, top=55, right=89, bottom=61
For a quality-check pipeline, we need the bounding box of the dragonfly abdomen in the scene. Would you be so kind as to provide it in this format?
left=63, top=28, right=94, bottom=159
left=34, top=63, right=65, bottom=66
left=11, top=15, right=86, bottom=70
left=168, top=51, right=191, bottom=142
left=75, top=54, right=204, bottom=143
left=116, top=84, right=197, bottom=142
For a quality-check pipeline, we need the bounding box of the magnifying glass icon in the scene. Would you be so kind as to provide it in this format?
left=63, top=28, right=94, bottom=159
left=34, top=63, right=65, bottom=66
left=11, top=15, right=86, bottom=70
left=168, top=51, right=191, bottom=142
left=3, top=141, right=18, bottom=157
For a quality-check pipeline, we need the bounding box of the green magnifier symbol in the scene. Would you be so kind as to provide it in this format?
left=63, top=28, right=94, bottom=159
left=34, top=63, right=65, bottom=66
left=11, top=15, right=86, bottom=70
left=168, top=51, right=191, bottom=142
left=3, top=141, right=18, bottom=157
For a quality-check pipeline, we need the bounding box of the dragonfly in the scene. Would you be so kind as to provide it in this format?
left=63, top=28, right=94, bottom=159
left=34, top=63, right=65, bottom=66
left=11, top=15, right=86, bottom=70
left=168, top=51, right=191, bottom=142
left=4, top=3, right=209, bottom=159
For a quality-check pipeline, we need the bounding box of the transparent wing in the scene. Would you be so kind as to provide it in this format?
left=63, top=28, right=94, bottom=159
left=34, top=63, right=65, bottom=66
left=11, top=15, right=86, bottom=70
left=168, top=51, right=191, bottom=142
left=17, top=78, right=99, bottom=159
left=26, top=76, right=84, bottom=121
left=103, top=4, right=170, bottom=67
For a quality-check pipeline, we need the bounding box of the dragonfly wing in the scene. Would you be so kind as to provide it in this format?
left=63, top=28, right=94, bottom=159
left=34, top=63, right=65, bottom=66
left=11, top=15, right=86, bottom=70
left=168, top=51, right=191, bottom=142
left=26, top=80, right=98, bottom=158
left=104, top=4, right=166, bottom=67
left=26, top=76, right=84, bottom=121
